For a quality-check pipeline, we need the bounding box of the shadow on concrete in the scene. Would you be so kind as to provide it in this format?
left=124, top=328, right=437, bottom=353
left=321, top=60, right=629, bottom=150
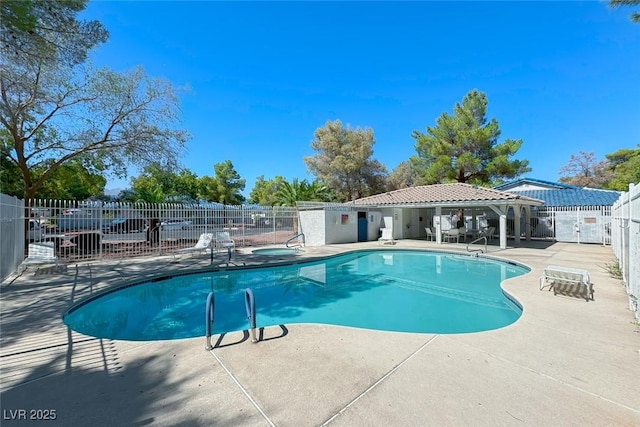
left=0, top=351, right=251, bottom=426
left=213, top=325, right=290, bottom=349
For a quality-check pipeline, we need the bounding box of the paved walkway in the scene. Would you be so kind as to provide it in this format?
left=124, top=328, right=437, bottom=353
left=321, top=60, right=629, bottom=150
left=1, top=241, right=638, bottom=426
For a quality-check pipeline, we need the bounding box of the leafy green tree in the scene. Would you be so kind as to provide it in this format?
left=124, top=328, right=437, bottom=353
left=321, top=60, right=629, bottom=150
left=605, top=145, right=640, bottom=190
left=0, top=138, right=23, bottom=196
left=412, top=90, right=530, bottom=186
left=304, top=119, right=388, bottom=201
left=131, top=178, right=165, bottom=203
left=198, top=176, right=219, bottom=203
left=1, top=129, right=106, bottom=199
left=1, top=2, right=189, bottom=202
left=199, top=160, right=246, bottom=205
left=129, top=164, right=201, bottom=203
left=1, top=0, right=108, bottom=65
left=610, top=0, right=640, bottom=23
left=172, top=170, right=201, bottom=202
left=248, top=175, right=287, bottom=205
left=558, top=151, right=613, bottom=188
left=34, top=159, right=106, bottom=200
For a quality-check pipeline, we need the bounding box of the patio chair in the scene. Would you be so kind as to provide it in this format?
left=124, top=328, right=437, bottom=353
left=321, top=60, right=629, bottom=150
left=425, top=227, right=435, bottom=242
left=378, top=228, right=396, bottom=245
left=215, top=231, right=236, bottom=253
left=478, top=226, right=495, bottom=241
left=174, top=233, right=213, bottom=260
left=485, top=226, right=496, bottom=240
left=443, top=228, right=460, bottom=243
left=458, top=226, right=467, bottom=242
left=540, top=265, right=593, bottom=301
left=19, top=242, right=60, bottom=274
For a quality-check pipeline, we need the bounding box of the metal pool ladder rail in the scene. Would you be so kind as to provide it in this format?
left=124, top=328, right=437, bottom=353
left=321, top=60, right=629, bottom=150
left=466, top=236, right=487, bottom=256
left=245, top=288, right=257, bottom=343
left=205, top=288, right=258, bottom=350
left=205, top=291, right=215, bottom=350
left=286, top=233, right=305, bottom=248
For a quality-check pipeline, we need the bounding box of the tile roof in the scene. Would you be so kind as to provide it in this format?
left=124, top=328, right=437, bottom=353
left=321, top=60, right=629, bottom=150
left=511, top=189, right=621, bottom=207
left=352, top=183, right=544, bottom=206
left=494, top=178, right=577, bottom=191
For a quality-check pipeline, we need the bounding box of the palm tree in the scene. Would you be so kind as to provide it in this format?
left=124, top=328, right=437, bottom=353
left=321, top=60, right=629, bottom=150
left=274, top=178, right=334, bottom=234
left=275, top=179, right=333, bottom=206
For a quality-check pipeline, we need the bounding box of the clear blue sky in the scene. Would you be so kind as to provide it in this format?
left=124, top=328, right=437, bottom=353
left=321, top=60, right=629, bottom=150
left=80, top=1, right=640, bottom=195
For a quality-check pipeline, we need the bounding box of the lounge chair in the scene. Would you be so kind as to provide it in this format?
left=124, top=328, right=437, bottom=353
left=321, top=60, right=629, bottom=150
left=19, top=242, right=59, bottom=274
left=540, top=265, right=593, bottom=301
left=425, top=227, right=435, bottom=241
left=215, top=231, right=236, bottom=253
left=174, top=233, right=213, bottom=259
left=378, top=228, right=395, bottom=245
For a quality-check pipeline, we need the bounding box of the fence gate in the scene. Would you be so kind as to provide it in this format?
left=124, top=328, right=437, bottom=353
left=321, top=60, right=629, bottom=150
left=553, top=206, right=610, bottom=244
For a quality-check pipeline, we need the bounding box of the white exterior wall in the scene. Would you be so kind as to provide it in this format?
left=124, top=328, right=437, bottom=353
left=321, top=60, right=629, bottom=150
left=300, top=209, right=384, bottom=246
left=366, top=211, right=383, bottom=241
left=298, top=210, right=326, bottom=247
left=325, top=210, right=358, bottom=244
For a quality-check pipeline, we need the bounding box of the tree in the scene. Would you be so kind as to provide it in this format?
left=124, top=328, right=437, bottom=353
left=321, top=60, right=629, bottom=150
left=130, top=164, right=201, bottom=203
left=274, top=178, right=333, bottom=207
left=304, top=120, right=388, bottom=201
left=1, top=131, right=106, bottom=199
left=558, top=151, right=612, bottom=188
left=387, top=160, right=424, bottom=191
left=1, top=2, right=189, bottom=202
left=605, top=145, right=640, bottom=190
left=609, top=0, right=640, bottom=23
left=199, top=160, right=246, bottom=205
left=1, top=0, right=108, bottom=66
left=248, top=175, right=287, bottom=205
left=412, top=90, right=530, bottom=186
left=32, top=158, right=106, bottom=200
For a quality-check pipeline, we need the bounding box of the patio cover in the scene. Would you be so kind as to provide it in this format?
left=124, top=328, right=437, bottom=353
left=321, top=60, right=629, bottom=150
left=350, top=183, right=544, bottom=248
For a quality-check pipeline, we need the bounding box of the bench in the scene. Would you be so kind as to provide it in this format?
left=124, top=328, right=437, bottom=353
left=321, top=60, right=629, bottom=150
left=540, top=265, right=593, bottom=301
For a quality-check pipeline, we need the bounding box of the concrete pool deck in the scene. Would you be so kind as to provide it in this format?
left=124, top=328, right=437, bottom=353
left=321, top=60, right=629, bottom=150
left=1, top=240, right=638, bottom=426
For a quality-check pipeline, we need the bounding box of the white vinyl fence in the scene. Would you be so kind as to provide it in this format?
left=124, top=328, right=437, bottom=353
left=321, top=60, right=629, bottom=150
left=611, top=182, right=640, bottom=321
left=0, top=194, right=25, bottom=282
left=496, top=205, right=612, bottom=245
left=530, top=206, right=612, bottom=245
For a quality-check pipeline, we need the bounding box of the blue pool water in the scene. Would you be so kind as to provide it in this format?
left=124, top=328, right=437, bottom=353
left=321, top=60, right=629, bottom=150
left=63, top=250, right=529, bottom=340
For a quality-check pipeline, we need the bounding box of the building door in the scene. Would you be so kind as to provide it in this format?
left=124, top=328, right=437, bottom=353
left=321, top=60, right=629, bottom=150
left=357, top=212, right=367, bottom=242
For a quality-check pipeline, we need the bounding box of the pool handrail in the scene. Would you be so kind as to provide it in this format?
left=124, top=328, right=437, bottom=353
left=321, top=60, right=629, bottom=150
left=466, top=236, right=487, bottom=255
left=205, top=291, right=215, bottom=350
left=286, top=233, right=305, bottom=248
left=245, top=288, right=257, bottom=343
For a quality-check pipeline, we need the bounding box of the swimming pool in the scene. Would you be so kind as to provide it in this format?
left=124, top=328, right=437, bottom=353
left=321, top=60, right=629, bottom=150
left=63, top=250, right=529, bottom=340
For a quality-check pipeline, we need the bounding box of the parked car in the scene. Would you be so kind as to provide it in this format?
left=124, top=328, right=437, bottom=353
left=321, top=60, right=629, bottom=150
left=28, top=219, right=45, bottom=241
left=105, top=218, right=147, bottom=234
left=160, top=219, right=193, bottom=231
